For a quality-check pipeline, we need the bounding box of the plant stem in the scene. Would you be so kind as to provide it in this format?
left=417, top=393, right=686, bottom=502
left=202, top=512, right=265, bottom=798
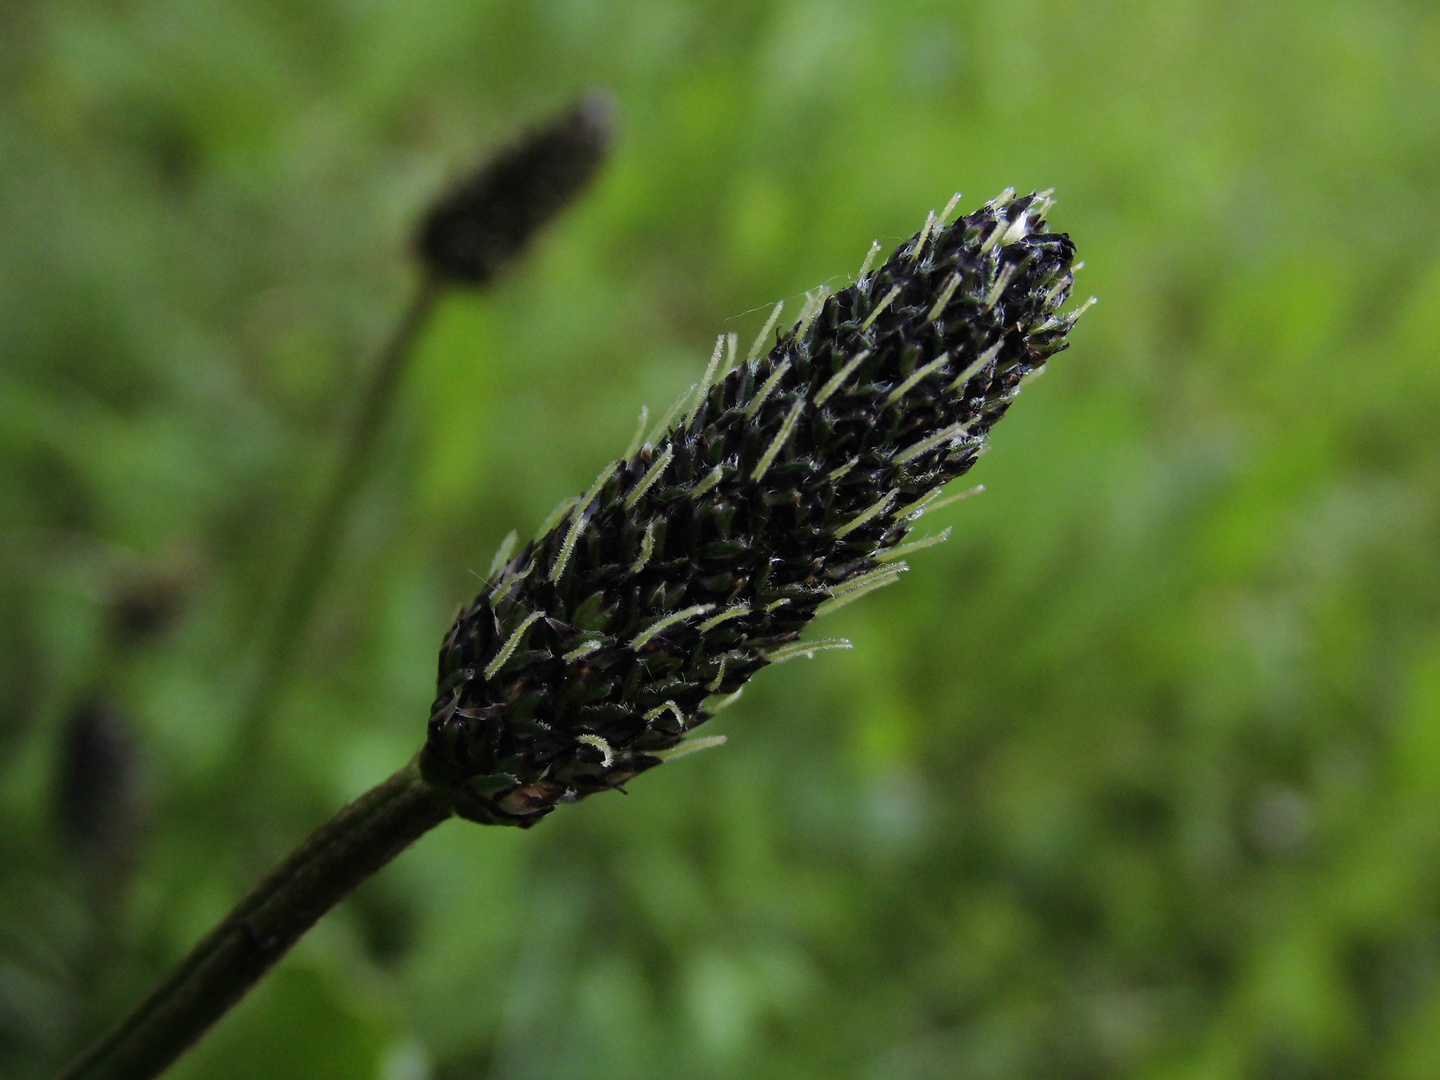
left=236, top=275, right=443, bottom=766
left=56, top=756, right=454, bottom=1080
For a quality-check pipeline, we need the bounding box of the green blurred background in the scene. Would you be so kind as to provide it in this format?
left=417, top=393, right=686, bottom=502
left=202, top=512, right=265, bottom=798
left=5, top=1, right=1440, bottom=1077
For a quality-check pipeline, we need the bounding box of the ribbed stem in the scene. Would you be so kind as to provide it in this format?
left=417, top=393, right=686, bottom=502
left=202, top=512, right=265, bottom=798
left=56, top=756, right=453, bottom=1080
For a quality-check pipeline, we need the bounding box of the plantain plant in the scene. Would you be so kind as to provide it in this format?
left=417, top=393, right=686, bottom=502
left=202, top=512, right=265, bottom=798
left=55, top=94, right=1092, bottom=1080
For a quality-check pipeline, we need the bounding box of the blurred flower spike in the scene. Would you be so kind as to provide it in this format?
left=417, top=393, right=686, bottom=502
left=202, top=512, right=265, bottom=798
left=416, top=92, right=613, bottom=285
left=423, top=190, right=1094, bottom=826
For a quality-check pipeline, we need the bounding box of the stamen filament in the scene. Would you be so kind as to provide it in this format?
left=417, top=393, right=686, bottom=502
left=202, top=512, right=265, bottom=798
left=746, top=300, right=786, bottom=362
left=744, top=359, right=792, bottom=420
left=683, top=336, right=726, bottom=430
left=884, top=351, right=952, bottom=407
left=877, top=528, right=951, bottom=561
left=834, top=489, right=897, bottom=539
left=550, top=460, right=620, bottom=583
left=947, top=339, right=1004, bottom=393
left=861, top=286, right=902, bottom=331
left=623, top=405, right=650, bottom=460
left=624, top=445, right=673, bottom=511
left=752, top=397, right=806, bottom=481
left=893, top=420, right=976, bottom=465
left=814, top=350, right=870, bottom=406
left=766, top=637, right=854, bottom=663
left=630, top=604, right=716, bottom=650
left=485, top=611, right=544, bottom=679
left=926, top=273, right=962, bottom=322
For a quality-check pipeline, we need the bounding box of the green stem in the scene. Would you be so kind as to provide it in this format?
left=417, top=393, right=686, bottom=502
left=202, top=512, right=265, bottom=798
left=236, top=275, right=443, bottom=765
left=56, top=756, right=454, bottom=1080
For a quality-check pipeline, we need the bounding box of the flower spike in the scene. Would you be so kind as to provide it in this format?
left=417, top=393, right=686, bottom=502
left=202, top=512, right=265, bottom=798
left=423, top=192, right=1083, bottom=826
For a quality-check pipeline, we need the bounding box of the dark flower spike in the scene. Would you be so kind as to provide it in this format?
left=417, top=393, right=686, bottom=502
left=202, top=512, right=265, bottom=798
left=57, top=196, right=1089, bottom=1080
left=416, top=93, right=613, bottom=285
left=423, top=190, right=1093, bottom=826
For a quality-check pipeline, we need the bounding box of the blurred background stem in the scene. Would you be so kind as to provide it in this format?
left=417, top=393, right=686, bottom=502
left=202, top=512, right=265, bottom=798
left=233, top=276, right=442, bottom=769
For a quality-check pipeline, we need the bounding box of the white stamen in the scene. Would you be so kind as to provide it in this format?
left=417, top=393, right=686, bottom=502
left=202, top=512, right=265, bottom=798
left=1042, top=273, right=1073, bottom=308
left=1066, top=296, right=1098, bottom=323
left=947, top=339, right=1004, bottom=393
left=630, top=603, right=716, bottom=650
left=624, top=445, right=673, bottom=511
left=550, top=461, right=619, bottom=583
left=984, top=263, right=1017, bottom=310
left=793, top=285, right=830, bottom=343
left=562, top=637, right=607, bottom=662
left=743, top=358, right=792, bottom=420
left=766, top=637, right=854, bottom=663
left=814, top=350, right=870, bottom=406
left=1001, top=213, right=1030, bottom=246
left=706, top=656, right=729, bottom=692
left=1016, top=365, right=1047, bottom=391
left=834, top=489, right=897, bottom=539
left=856, top=240, right=882, bottom=282
left=690, top=464, right=725, bottom=500
left=484, top=611, right=544, bottom=679
left=647, top=385, right=694, bottom=445
left=487, top=530, right=519, bottom=579
left=534, top=495, right=580, bottom=541
left=683, top=336, right=726, bottom=430
left=979, top=217, right=1007, bottom=255
left=643, top=700, right=685, bottom=725
left=698, top=605, right=750, bottom=633
left=884, top=351, right=952, bottom=407
left=986, top=186, right=1016, bottom=209
left=815, top=574, right=903, bottom=616
left=746, top=300, right=786, bottom=362
left=575, top=733, right=614, bottom=767
left=623, top=406, right=650, bottom=460
left=893, top=420, right=976, bottom=465
left=829, top=562, right=909, bottom=599
left=828, top=456, right=859, bottom=481
left=706, top=686, right=743, bottom=711
left=926, top=273, right=962, bottom=322
left=910, top=210, right=938, bottom=262
left=793, top=290, right=821, bottom=331
left=877, top=528, right=951, bottom=561
left=488, top=557, right=534, bottom=607
left=629, top=520, right=656, bottom=574
left=752, top=397, right=806, bottom=481
left=940, top=191, right=963, bottom=222
left=724, top=332, right=738, bottom=373
left=897, top=487, right=942, bottom=518
left=652, top=735, right=727, bottom=762
left=915, top=484, right=984, bottom=517
left=860, top=286, right=902, bottom=331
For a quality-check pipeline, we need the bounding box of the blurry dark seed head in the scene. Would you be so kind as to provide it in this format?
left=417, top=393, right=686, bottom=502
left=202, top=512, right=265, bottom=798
left=56, top=699, right=141, bottom=862
left=421, top=190, right=1093, bottom=826
left=415, top=92, right=613, bottom=286
left=106, top=555, right=197, bottom=648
